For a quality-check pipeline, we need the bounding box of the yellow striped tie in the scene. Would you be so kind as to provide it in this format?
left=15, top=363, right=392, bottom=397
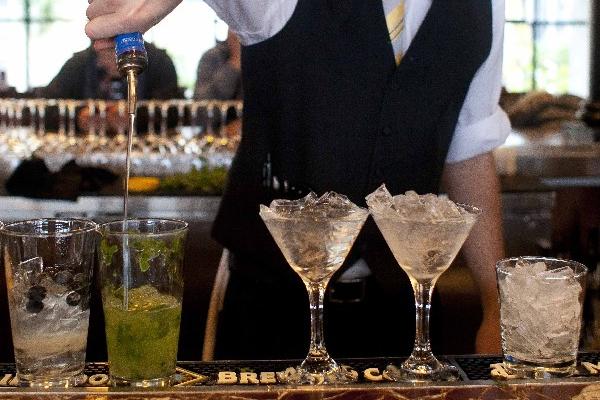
left=385, top=0, right=406, bottom=65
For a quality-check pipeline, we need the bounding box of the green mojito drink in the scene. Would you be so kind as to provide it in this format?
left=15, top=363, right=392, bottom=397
left=104, top=285, right=182, bottom=382
left=98, top=219, right=188, bottom=387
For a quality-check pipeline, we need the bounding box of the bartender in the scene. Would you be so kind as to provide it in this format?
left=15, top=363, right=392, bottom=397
left=85, top=0, right=510, bottom=359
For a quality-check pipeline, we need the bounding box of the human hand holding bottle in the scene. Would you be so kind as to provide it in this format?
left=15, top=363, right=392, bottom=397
left=85, top=0, right=182, bottom=47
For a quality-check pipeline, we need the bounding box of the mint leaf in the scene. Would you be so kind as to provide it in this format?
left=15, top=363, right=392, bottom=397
left=131, top=237, right=169, bottom=273
left=100, top=239, right=118, bottom=266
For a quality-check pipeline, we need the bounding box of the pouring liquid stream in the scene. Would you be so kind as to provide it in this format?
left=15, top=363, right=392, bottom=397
left=121, top=69, right=138, bottom=310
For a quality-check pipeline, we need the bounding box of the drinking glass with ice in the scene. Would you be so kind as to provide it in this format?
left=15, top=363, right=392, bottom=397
left=497, top=256, right=587, bottom=378
left=1, top=219, right=98, bottom=387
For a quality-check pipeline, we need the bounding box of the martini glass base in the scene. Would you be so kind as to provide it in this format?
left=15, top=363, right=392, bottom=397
left=384, top=360, right=459, bottom=382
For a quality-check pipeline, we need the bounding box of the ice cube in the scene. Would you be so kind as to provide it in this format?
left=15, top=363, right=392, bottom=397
left=365, top=184, right=394, bottom=214
left=268, top=192, right=318, bottom=216
left=265, top=191, right=366, bottom=220
left=370, top=186, right=467, bottom=222
left=539, top=266, right=573, bottom=278
left=38, top=275, right=69, bottom=297
left=314, top=191, right=351, bottom=209
left=54, top=270, right=74, bottom=285
left=311, top=192, right=363, bottom=219
left=21, top=237, right=39, bottom=261
left=17, top=257, right=43, bottom=286
left=530, top=261, right=548, bottom=274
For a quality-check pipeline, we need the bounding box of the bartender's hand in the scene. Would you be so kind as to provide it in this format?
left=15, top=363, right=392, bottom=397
left=85, top=0, right=182, bottom=46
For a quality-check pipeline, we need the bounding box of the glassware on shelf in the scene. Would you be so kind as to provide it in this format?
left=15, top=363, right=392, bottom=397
left=113, top=100, right=129, bottom=151
left=198, top=100, right=217, bottom=156
left=366, top=184, right=480, bottom=382
left=140, top=100, right=159, bottom=154
left=157, top=100, right=178, bottom=155
left=175, top=100, right=203, bottom=157
left=0, top=98, right=242, bottom=177
left=95, top=100, right=110, bottom=149
left=259, top=192, right=368, bottom=384
left=173, top=99, right=191, bottom=151
left=82, top=99, right=99, bottom=151
left=33, top=99, right=46, bottom=143
left=57, top=99, right=69, bottom=144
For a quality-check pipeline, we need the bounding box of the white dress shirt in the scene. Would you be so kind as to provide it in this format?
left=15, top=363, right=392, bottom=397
left=203, top=0, right=511, bottom=163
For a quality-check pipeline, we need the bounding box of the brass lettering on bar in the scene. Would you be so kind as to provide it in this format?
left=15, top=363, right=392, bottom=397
left=1, top=360, right=598, bottom=387
left=582, top=362, right=600, bottom=375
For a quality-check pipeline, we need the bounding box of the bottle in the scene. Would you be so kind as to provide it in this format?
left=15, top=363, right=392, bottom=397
left=114, top=32, right=148, bottom=114
left=115, top=32, right=147, bottom=76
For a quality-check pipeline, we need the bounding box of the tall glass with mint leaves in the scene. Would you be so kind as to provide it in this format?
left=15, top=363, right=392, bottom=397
left=98, top=219, right=187, bottom=387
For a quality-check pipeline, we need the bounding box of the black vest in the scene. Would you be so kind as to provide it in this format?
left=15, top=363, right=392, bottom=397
left=212, top=0, right=492, bottom=257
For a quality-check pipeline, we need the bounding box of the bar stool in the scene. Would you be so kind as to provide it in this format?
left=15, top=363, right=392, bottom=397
left=202, top=249, right=230, bottom=361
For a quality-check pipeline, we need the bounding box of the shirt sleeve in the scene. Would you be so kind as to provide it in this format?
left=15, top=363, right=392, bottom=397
left=203, top=0, right=297, bottom=46
left=445, top=0, right=511, bottom=164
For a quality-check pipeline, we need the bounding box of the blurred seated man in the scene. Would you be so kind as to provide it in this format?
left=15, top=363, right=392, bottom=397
left=38, top=42, right=180, bottom=132
left=194, top=31, right=242, bottom=140
left=194, top=30, right=242, bottom=101
left=42, top=41, right=179, bottom=100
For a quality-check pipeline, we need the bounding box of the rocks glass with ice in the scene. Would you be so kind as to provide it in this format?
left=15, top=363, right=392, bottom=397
left=497, top=256, right=587, bottom=378
left=98, top=218, right=187, bottom=387
left=1, top=218, right=98, bottom=387
left=366, top=184, right=480, bottom=382
left=260, top=192, right=369, bottom=384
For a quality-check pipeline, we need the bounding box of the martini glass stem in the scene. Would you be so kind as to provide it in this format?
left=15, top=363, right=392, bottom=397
left=410, top=280, right=435, bottom=362
left=307, top=283, right=328, bottom=359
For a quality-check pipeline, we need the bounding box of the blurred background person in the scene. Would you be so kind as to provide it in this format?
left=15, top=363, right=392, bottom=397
left=40, top=41, right=179, bottom=100
left=37, top=42, right=180, bottom=133
left=194, top=30, right=242, bottom=141
left=194, top=30, right=242, bottom=101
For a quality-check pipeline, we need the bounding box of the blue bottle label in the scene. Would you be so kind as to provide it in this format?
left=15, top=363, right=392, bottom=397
left=115, top=32, right=146, bottom=56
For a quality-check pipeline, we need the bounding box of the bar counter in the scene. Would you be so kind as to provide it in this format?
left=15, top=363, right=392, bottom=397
left=2, top=124, right=600, bottom=364
left=2, top=355, right=600, bottom=399
left=494, top=126, right=600, bottom=191
left=0, top=120, right=598, bottom=398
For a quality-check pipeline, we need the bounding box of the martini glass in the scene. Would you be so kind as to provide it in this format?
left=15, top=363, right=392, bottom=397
left=259, top=192, right=369, bottom=384
left=366, top=184, right=480, bottom=382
